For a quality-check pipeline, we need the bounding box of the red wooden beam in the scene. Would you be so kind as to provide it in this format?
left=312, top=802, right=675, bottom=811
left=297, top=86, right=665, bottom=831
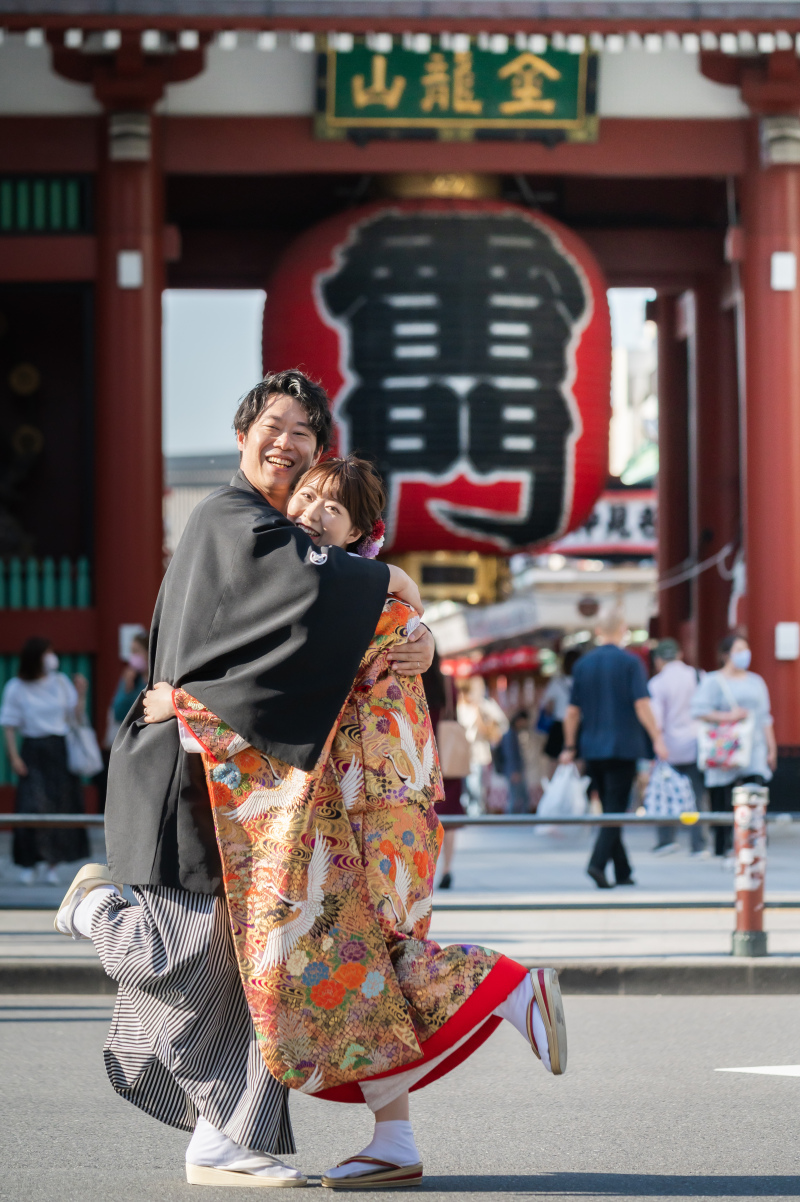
left=0, top=116, right=747, bottom=179
left=0, top=609, right=98, bottom=655
left=164, top=116, right=747, bottom=178
left=0, top=236, right=96, bottom=282
left=0, top=117, right=98, bottom=172
left=583, top=228, right=725, bottom=284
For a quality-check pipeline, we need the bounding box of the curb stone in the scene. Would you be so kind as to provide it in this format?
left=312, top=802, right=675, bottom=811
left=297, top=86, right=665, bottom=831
left=552, top=958, right=800, bottom=995
left=1, top=957, right=799, bottom=995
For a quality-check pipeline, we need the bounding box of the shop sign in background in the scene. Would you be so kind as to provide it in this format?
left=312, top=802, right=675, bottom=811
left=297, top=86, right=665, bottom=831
left=317, top=42, right=598, bottom=141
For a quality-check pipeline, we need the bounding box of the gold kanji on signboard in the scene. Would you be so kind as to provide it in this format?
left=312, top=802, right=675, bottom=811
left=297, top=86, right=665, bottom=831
left=351, top=55, right=407, bottom=109
left=453, top=52, right=483, bottom=114
left=420, top=51, right=449, bottom=111
left=497, top=53, right=561, bottom=114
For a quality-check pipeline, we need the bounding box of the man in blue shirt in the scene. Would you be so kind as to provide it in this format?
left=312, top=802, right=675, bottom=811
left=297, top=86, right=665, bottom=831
left=560, top=612, right=667, bottom=888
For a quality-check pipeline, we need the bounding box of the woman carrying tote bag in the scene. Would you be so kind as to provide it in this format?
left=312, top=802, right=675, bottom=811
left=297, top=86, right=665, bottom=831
left=691, top=633, right=776, bottom=858
left=0, top=637, right=90, bottom=884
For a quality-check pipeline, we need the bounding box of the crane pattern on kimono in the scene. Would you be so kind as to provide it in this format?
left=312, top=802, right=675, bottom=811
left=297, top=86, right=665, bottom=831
left=386, top=711, right=435, bottom=795
left=338, top=756, right=364, bottom=811
left=224, top=758, right=310, bottom=822
left=384, top=856, right=434, bottom=935
left=255, top=829, right=333, bottom=972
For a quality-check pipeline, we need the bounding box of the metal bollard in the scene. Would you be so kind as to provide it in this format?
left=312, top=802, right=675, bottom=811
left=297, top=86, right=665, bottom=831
left=731, top=783, right=769, bottom=957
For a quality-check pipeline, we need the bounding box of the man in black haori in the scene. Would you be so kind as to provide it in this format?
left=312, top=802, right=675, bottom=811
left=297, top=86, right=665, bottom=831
left=54, top=370, right=435, bottom=1187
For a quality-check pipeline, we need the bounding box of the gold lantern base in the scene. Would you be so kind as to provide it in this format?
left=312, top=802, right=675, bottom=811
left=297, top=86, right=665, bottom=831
left=386, top=551, right=510, bottom=606
left=380, top=173, right=501, bottom=200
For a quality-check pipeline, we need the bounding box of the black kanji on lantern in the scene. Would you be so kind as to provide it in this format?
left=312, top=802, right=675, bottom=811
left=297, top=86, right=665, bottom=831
left=320, top=210, right=590, bottom=548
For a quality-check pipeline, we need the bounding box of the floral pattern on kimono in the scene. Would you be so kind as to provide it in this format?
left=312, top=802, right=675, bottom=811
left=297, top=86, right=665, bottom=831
left=174, top=599, right=525, bottom=1099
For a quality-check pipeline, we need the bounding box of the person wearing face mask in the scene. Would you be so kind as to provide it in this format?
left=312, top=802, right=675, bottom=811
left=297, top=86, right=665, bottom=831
left=111, top=632, right=149, bottom=734
left=691, top=634, right=776, bottom=858
left=0, top=637, right=89, bottom=884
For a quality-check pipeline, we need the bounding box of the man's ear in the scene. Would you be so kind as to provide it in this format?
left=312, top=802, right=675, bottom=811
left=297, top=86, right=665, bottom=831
left=236, top=429, right=246, bottom=454
left=311, top=445, right=323, bottom=466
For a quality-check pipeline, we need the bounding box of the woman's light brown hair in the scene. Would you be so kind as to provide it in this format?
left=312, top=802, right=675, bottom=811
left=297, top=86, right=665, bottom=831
left=295, top=455, right=386, bottom=548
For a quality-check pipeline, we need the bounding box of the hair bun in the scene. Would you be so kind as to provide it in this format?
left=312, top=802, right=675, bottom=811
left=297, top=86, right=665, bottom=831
left=356, top=518, right=385, bottom=559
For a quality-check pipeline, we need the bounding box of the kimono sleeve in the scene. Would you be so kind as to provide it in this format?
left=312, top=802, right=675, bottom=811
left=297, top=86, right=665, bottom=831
left=173, top=688, right=249, bottom=763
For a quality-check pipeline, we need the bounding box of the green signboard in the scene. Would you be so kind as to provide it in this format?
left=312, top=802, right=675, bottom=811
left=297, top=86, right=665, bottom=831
left=316, top=41, right=598, bottom=142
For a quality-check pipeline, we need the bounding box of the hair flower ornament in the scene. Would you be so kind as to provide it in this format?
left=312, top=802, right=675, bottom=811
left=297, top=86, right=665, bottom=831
left=357, top=518, right=385, bottom=560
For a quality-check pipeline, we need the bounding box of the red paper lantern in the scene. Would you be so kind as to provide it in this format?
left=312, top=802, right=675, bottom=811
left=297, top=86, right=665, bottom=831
left=263, top=199, right=610, bottom=556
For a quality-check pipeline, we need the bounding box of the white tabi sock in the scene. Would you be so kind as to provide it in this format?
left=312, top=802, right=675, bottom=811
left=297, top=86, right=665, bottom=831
left=72, top=885, right=121, bottom=939
left=493, top=975, right=552, bottom=1072
left=324, top=1120, right=420, bottom=1180
left=186, top=1115, right=304, bottom=1181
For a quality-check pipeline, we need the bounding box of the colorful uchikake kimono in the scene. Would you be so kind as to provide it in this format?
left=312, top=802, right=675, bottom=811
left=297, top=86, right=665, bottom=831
left=173, top=599, right=526, bottom=1102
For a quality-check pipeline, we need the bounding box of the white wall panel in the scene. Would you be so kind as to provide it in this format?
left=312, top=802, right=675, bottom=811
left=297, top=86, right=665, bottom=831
left=598, top=50, right=747, bottom=118
left=159, top=44, right=316, bottom=115
left=0, top=37, right=100, bottom=114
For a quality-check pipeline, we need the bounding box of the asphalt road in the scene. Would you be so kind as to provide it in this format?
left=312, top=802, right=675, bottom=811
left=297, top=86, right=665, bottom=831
left=1, top=994, right=799, bottom=1202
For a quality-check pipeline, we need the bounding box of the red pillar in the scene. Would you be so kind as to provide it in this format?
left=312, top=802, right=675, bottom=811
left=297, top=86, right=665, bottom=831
left=693, top=274, right=741, bottom=670
left=50, top=36, right=206, bottom=718
left=740, top=118, right=800, bottom=748
left=94, top=112, right=165, bottom=714
left=655, top=293, right=692, bottom=647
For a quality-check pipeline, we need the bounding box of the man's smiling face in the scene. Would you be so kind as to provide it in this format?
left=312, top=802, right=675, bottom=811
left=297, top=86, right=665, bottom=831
left=237, top=393, right=320, bottom=512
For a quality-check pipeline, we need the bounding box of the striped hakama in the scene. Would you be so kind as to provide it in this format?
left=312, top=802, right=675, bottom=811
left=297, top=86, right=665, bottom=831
left=91, top=886, right=294, bottom=1155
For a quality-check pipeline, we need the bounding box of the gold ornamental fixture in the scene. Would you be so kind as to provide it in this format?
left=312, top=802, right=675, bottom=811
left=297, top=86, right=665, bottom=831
left=380, top=172, right=502, bottom=200
left=388, top=551, right=509, bottom=606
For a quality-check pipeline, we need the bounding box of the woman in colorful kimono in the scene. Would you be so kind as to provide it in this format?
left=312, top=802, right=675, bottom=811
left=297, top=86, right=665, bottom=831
left=144, top=456, right=567, bottom=1190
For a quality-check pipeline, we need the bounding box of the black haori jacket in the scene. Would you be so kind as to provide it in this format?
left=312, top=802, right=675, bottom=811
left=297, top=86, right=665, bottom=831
left=105, top=470, right=389, bottom=894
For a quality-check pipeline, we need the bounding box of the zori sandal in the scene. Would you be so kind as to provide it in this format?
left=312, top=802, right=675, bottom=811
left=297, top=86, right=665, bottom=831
left=54, top=863, right=119, bottom=940
left=527, top=967, right=568, bottom=1075
left=185, top=1164, right=308, bottom=1188
left=321, top=1157, right=423, bottom=1189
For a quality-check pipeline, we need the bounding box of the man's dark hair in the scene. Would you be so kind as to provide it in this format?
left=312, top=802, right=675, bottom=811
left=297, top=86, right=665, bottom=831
left=233, top=369, right=333, bottom=453
left=18, top=636, right=51, bottom=681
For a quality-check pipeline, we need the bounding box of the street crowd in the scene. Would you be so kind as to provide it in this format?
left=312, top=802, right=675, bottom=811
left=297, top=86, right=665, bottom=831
left=452, top=614, right=774, bottom=890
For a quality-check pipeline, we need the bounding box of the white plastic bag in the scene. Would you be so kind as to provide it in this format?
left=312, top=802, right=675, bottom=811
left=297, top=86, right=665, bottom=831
left=642, top=761, right=696, bottom=818
left=537, top=764, right=590, bottom=818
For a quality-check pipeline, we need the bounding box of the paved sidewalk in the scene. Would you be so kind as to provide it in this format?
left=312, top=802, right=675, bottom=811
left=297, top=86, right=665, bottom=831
left=3, top=819, right=800, bottom=904
left=1, top=823, right=798, bottom=992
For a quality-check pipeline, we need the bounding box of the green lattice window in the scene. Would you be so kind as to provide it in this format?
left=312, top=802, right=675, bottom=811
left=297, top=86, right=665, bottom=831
left=0, top=176, right=92, bottom=234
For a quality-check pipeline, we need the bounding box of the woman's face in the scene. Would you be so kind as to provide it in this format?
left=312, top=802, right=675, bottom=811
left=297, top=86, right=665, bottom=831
left=287, top=479, right=362, bottom=550
left=728, top=637, right=751, bottom=670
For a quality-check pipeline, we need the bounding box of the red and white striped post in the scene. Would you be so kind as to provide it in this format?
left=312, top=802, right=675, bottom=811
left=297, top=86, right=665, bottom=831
left=731, top=784, right=769, bottom=957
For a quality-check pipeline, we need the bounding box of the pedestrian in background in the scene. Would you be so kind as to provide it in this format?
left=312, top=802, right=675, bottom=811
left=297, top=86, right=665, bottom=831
left=560, top=611, right=668, bottom=889
left=691, top=634, right=775, bottom=858
left=110, top=630, right=149, bottom=734
left=422, top=651, right=469, bottom=890
left=457, top=677, right=508, bottom=812
left=495, top=710, right=531, bottom=813
left=647, top=638, right=707, bottom=857
left=0, top=637, right=89, bottom=885
left=539, top=648, right=582, bottom=765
